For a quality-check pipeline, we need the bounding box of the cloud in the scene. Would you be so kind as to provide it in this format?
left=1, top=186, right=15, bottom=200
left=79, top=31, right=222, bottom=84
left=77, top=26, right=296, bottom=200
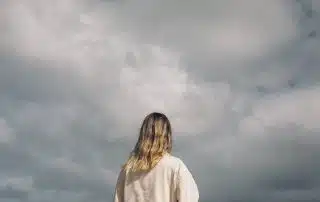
left=239, top=86, right=320, bottom=134
left=1, top=0, right=319, bottom=202
left=0, top=118, right=15, bottom=144
left=0, top=188, right=28, bottom=201
left=115, top=0, right=300, bottom=82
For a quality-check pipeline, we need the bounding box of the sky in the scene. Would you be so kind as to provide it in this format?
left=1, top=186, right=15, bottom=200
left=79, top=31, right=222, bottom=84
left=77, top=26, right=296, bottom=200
left=0, top=0, right=319, bottom=201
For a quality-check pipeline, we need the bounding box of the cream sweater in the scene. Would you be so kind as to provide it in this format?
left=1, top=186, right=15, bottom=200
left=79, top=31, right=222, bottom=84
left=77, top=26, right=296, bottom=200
left=114, top=153, right=199, bottom=202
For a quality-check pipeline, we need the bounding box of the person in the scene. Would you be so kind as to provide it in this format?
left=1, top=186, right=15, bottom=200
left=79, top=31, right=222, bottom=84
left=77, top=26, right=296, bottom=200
left=113, top=112, right=199, bottom=202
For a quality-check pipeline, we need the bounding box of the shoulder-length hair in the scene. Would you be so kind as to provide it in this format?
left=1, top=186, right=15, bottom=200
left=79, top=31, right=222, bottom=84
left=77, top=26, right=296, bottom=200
left=122, top=112, right=172, bottom=172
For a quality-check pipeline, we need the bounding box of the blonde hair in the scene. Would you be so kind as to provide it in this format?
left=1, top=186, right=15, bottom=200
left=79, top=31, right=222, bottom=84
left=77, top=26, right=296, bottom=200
left=123, top=112, right=172, bottom=173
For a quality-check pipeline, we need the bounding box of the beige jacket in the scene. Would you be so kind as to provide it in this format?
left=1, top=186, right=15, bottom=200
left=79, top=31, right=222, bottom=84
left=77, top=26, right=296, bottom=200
left=114, top=153, right=199, bottom=202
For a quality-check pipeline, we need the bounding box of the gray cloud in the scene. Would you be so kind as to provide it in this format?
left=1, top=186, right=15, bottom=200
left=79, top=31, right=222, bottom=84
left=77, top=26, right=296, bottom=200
left=0, top=187, right=28, bottom=201
left=1, top=0, right=320, bottom=202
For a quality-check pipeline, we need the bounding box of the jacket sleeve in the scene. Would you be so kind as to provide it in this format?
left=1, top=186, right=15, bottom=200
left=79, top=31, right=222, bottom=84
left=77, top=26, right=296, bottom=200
left=176, top=160, right=199, bottom=202
left=113, top=169, right=125, bottom=202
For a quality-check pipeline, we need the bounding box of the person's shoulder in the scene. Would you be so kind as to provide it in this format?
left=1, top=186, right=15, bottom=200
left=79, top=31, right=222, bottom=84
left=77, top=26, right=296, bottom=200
left=161, top=153, right=185, bottom=170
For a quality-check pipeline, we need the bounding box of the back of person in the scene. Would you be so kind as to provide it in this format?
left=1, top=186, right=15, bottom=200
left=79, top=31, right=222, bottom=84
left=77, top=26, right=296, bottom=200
left=113, top=112, right=199, bottom=202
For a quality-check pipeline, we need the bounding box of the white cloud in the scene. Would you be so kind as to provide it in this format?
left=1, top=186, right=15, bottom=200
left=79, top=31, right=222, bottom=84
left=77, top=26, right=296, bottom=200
left=239, top=86, right=320, bottom=135
left=4, top=176, right=33, bottom=191
left=0, top=119, right=15, bottom=144
left=1, top=0, right=320, bottom=201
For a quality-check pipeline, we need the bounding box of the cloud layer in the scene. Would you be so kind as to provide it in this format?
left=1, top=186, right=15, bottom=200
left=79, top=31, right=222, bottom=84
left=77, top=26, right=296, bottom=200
left=1, top=0, right=319, bottom=201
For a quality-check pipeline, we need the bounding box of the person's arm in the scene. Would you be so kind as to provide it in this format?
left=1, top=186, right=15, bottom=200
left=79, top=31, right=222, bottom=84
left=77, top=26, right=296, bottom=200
left=113, top=169, right=125, bottom=202
left=176, top=160, right=199, bottom=202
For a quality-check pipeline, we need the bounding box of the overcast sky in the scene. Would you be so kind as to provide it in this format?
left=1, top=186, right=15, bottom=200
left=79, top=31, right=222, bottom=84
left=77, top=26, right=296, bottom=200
left=1, top=0, right=320, bottom=202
